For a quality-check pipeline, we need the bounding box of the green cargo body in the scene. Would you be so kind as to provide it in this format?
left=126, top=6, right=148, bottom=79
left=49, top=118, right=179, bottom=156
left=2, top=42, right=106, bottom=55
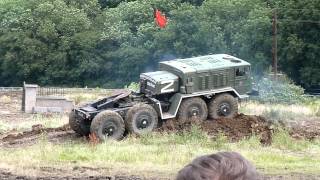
left=159, top=54, right=252, bottom=95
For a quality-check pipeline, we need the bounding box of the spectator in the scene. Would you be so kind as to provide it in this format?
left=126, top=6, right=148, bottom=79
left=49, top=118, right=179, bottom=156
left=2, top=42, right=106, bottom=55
left=176, top=151, right=259, bottom=180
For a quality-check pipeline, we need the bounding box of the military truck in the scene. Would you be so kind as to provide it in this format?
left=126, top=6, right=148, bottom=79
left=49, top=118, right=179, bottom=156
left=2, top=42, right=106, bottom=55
left=69, top=54, right=253, bottom=141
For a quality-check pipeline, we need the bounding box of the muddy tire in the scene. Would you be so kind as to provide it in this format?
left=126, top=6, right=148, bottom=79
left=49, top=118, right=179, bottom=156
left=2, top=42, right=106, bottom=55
left=69, top=111, right=90, bottom=136
left=177, top=97, right=208, bottom=122
left=125, top=103, right=158, bottom=135
left=90, top=110, right=125, bottom=141
left=208, top=93, right=238, bottom=119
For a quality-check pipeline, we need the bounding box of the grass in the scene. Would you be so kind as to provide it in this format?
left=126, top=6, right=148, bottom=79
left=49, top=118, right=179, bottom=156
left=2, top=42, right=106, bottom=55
left=239, top=100, right=320, bottom=124
left=0, top=114, right=68, bottom=133
left=65, top=93, right=102, bottom=105
left=0, top=126, right=320, bottom=178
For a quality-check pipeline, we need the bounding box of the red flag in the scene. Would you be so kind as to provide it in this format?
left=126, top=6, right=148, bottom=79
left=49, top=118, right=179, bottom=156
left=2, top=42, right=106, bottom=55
left=154, top=9, right=167, bottom=28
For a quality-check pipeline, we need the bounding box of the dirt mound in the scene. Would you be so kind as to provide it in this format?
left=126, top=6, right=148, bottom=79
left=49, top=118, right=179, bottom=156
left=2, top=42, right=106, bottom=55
left=160, top=114, right=273, bottom=144
left=0, top=124, right=78, bottom=148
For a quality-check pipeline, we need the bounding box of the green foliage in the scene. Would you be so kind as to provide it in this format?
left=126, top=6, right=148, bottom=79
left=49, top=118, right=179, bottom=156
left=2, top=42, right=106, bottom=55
left=0, top=0, right=318, bottom=89
left=272, top=0, right=320, bottom=88
left=174, top=125, right=210, bottom=145
left=210, top=132, right=229, bottom=150
left=254, top=76, right=307, bottom=104
left=237, top=134, right=261, bottom=149
left=124, top=82, right=140, bottom=92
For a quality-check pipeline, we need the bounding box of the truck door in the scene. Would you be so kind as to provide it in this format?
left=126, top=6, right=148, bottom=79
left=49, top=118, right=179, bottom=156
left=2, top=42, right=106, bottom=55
left=234, top=66, right=250, bottom=94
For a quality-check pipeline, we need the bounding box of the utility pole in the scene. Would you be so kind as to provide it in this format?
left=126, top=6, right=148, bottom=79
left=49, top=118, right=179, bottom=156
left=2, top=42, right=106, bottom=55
left=272, top=9, right=278, bottom=80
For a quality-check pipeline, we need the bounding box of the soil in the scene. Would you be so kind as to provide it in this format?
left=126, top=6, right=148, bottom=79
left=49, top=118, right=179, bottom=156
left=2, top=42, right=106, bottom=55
left=1, top=168, right=320, bottom=180
left=289, top=119, right=320, bottom=140
left=0, top=124, right=79, bottom=148
left=159, top=114, right=273, bottom=144
left=0, top=91, right=32, bottom=127
left=0, top=168, right=160, bottom=180
left=0, top=113, right=273, bottom=148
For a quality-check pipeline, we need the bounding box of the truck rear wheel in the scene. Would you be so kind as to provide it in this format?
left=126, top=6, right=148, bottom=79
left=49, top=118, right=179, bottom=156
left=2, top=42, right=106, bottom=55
left=177, top=97, right=208, bottom=122
left=90, top=110, right=125, bottom=141
left=125, top=103, right=158, bottom=135
left=208, top=93, right=238, bottom=119
left=69, top=111, right=90, bottom=136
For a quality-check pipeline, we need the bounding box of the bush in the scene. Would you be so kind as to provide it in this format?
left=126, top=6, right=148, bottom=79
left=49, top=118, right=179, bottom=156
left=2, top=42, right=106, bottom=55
left=253, top=76, right=307, bottom=104
left=124, top=82, right=140, bottom=92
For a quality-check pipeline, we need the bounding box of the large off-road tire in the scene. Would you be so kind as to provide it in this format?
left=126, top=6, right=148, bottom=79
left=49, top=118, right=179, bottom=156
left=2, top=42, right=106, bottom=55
left=177, top=97, right=208, bottom=122
left=208, top=93, right=238, bottom=119
left=125, top=103, right=158, bottom=135
left=90, top=110, right=125, bottom=141
left=69, top=111, right=90, bottom=136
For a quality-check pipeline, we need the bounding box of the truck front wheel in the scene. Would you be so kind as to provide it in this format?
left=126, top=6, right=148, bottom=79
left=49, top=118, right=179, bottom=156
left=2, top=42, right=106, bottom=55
left=208, top=93, right=238, bottom=119
left=90, top=110, right=125, bottom=141
left=69, top=111, right=90, bottom=136
left=125, top=103, right=158, bottom=135
left=177, top=97, right=208, bottom=122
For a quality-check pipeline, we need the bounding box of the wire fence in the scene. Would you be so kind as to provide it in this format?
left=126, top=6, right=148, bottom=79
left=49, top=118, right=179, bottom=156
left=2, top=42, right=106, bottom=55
left=0, top=86, right=114, bottom=97
left=36, top=87, right=114, bottom=97
left=0, top=87, right=23, bottom=92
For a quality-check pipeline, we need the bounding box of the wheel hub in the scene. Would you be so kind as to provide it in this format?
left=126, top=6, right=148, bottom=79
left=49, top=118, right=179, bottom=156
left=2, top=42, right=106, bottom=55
left=218, top=103, right=231, bottom=116
left=189, top=107, right=200, bottom=117
left=136, top=115, right=150, bottom=129
left=102, top=122, right=116, bottom=136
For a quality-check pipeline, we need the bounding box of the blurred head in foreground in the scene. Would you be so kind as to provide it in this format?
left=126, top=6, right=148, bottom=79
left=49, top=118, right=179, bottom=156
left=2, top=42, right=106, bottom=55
left=176, top=151, right=259, bottom=180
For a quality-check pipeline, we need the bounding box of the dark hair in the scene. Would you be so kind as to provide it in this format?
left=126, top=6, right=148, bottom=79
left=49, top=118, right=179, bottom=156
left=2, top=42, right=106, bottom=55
left=176, top=152, right=259, bottom=180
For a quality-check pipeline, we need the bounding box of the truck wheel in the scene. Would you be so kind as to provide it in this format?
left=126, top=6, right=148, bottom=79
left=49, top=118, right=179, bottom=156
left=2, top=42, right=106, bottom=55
left=208, top=93, right=238, bottom=119
left=69, top=111, right=90, bottom=136
left=177, top=97, right=208, bottom=122
left=125, top=103, right=158, bottom=135
left=90, top=110, right=125, bottom=141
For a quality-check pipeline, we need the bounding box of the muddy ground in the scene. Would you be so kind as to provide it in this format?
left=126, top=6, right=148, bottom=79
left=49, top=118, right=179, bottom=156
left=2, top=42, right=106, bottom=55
left=160, top=114, right=273, bottom=144
left=0, top=114, right=273, bottom=148
left=1, top=167, right=320, bottom=180
left=1, top=92, right=320, bottom=179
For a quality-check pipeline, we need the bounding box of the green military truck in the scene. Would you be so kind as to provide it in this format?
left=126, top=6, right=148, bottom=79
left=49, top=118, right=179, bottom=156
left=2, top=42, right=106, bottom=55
left=70, top=54, right=253, bottom=141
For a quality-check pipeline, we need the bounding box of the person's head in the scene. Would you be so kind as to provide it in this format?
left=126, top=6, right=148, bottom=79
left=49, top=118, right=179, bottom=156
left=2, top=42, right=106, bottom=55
left=176, top=151, right=259, bottom=180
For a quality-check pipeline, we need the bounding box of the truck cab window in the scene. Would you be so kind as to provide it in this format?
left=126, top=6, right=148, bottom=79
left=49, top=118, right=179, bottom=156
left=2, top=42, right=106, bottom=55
left=236, top=68, right=246, bottom=76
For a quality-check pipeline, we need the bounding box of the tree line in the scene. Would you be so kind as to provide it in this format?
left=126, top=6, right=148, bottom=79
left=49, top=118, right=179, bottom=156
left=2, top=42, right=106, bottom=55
left=0, top=0, right=319, bottom=89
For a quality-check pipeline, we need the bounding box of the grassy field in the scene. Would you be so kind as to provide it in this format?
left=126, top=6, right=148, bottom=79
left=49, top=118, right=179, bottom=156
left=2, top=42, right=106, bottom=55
left=239, top=100, right=320, bottom=124
left=1, top=125, right=320, bottom=178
